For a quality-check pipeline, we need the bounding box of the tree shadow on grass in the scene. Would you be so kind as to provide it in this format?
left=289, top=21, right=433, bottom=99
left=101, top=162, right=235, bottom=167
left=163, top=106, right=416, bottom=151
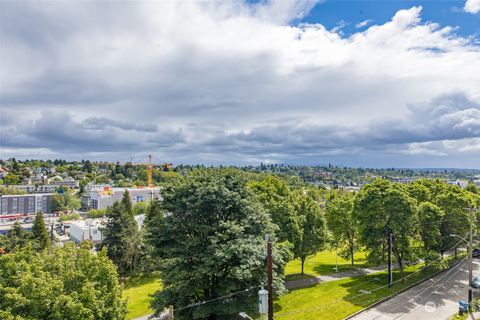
left=311, top=258, right=377, bottom=277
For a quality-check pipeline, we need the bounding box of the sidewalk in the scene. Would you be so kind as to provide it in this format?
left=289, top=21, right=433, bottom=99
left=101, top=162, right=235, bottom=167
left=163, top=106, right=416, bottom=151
left=286, top=264, right=389, bottom=290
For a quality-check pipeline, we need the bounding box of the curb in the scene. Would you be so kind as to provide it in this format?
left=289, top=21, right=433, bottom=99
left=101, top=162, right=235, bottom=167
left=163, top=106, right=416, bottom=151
left=343, top=259, right=463, bottom=320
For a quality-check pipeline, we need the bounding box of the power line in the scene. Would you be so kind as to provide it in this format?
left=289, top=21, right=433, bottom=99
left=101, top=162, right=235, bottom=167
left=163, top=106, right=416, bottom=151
left=174, top=285, right=261, bottom=313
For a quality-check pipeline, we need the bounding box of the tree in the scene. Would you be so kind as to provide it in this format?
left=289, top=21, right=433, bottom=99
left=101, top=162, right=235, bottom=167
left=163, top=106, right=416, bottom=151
left=248, top=176, right=301, bottom=249
left=51, top=193, right=66, bottom=211
left=436, top=189, right=471, bottom=257
left=325, top=191, right=358, bottom=266
left=354, top=179, right=417, bottom=279
left=32, top=212, right=51, bottom=250
left=294, top=194, right=326, bottom=274
left=3, top=222, right=31, bottom=252
left=416, top=202, right=444, bottom=262
left=102, top=190, right=139, bottom=275
left=3, top=173, right=20, bottom=185
left=0, top=244, right=126, bottom=320
left=51, top=189, right=81, bottom=212
left=133, top=201, right=149, bottom=216
left=0, top=186, right=27, bottom=195
left=147, top=169, right=289, bottom=319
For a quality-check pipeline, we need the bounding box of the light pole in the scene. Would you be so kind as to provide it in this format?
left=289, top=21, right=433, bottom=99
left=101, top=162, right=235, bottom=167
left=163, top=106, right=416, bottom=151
left=239, top=312, right=253, bottom=320
left=451, top=228, right=474, bottom=304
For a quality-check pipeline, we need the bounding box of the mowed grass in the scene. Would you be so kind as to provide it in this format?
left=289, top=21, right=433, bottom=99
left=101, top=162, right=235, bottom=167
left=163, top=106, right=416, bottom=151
left=275, top=262, right=444, bottom=320
left=285, top=250, right=374, bottom=280
left=123, top=275, right=162, bottom=320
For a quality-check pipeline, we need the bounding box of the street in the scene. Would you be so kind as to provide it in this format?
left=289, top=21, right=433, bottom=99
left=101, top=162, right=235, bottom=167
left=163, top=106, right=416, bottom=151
left=349, top=259, right=480, bottom=320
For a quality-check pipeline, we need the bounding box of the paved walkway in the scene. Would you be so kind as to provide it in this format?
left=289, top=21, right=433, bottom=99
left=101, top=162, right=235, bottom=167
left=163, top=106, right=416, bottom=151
left=348, top=259, right=480, bottom=320
left=286, top=265, right=389, bottom=290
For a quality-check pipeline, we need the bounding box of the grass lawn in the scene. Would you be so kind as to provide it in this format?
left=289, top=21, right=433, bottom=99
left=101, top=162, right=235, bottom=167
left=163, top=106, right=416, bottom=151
left=123, top=274, right=162, bottom=320
left=274, top=262, right=445, bottom=320
left=285, top=250, right=375, bottom=280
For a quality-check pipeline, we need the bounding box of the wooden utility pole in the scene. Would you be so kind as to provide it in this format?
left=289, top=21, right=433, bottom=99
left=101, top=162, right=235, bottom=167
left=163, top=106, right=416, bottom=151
left=388, top=230, right=393, bottom=288
left=168, top=305, right=174, bottom=320
left=267, top=241, right=273, bottom=320
left=468, top=208, right=474, bottom=304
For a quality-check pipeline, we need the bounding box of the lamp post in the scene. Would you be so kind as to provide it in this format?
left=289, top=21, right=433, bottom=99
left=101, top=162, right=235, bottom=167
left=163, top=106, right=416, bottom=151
left=451, top=229, right=474, bottom=304
left=239, top=312, right=253, bottom=320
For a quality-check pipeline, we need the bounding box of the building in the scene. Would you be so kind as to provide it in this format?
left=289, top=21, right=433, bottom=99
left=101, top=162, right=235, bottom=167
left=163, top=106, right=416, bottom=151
left=9, top=185, right=37, bottom=193
left=69, top=215, right=145, bottom=243
left=69, top=219, right=105, bottom=243
left=82, top=186, right=161, bottom=210
left=49, top=177, right=79, bottom=189
left=0, top=167, right=9, bottom=179
left=85, top=183, right=111, bottom=192
left=447, top=179, right=469, bottom=189
left=0, top=193, right=53, bottom=217
left=37, top=185, right=58, bottom=193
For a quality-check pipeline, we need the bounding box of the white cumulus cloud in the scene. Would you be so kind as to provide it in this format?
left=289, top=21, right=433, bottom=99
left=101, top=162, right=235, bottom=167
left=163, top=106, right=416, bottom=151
left=465, top=0, right=480, bottom=13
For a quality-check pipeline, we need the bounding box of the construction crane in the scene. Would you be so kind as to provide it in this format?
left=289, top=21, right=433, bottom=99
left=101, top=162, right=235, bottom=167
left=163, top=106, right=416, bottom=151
left=147, top=155, right=154, bottom=188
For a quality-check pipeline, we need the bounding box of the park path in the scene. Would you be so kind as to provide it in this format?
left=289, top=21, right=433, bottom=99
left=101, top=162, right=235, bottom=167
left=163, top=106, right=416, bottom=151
left=133, top=265, right=390, bottom=319
left=286, top=264, right=389, bottom=290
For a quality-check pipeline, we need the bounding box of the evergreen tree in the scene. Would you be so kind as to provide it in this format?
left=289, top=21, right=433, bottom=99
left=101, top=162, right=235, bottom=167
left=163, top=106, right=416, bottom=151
left=4, top=222, right=31, bottom=252
left=32, top=212, right=50, bottom=250
left=102, top=190, right=138, bottom=274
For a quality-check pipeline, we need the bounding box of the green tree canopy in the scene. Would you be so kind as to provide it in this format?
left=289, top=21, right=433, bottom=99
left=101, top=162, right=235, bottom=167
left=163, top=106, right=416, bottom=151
left=325, top=191, right=358, bottom=266
left=0, top=244, right=126, bottom=320
left=2, top=222, right=31, bottom=253
left=294, top=194, right=326, bottom=274
left=354, top=179, right=417, bottom=279
left=32, top=212, right=51, bottom=250
left=248, top=176, right=301, bottom=251
left=102, top=190, right=139, bottom=275
left=147, top=169, right=289, bottom=319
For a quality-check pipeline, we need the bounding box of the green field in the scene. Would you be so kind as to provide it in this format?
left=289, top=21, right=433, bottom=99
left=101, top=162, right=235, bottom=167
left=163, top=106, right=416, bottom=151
left=275, top=262, right=443, bottom=320
left=123, top=275, right=162, bottom=320
left=285, top=250, right=374, bottom=280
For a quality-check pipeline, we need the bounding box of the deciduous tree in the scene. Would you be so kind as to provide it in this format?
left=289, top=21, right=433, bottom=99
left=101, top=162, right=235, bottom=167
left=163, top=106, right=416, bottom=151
left=147, top=169, right=289, bottom=319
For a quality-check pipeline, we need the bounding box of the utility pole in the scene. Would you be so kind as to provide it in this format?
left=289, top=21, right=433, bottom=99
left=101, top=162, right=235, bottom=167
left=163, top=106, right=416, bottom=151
left=468, top=208, right=474, bottom=304
left=388, top=230, right=393, bottom=288
left=168, top=305, right=174, bottom=320
left=267, top=241, right=273, bottom=320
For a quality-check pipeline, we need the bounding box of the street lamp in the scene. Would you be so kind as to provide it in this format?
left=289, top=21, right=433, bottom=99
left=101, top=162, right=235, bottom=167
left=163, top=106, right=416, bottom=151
left=239, top=312, right=253, bottom=320
left=450, top=233, right=474, bottom=304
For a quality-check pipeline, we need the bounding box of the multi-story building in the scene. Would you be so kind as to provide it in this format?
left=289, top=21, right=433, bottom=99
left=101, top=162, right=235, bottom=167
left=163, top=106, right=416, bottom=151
left=0, top=193, right=53, bottom=217
left=37, top=185, right=58, bottom=193
left=49, top=177, right=79, bottom=189
left=82, top=186, right=161, bottom=210
left=9, top=185, right=37, bottom=193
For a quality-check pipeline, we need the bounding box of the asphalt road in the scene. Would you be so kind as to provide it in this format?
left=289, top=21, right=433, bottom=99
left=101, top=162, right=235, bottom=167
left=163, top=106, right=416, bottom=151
left=349, top=258, right=480, bottom=320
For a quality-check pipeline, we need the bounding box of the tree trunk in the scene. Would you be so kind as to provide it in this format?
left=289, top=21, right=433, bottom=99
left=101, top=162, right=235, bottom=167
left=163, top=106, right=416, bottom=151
left=455, top=246, right=458, bottom=259
left=397, top=259, right=404, bottom=280
left=301, top=257, right=305, bottom=274
left=350, top=245, right=354, bottom=266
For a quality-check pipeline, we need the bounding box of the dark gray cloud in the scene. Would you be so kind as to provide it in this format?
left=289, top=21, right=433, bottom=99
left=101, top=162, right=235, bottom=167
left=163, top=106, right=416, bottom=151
left=1, top=2, right=480, bottom=167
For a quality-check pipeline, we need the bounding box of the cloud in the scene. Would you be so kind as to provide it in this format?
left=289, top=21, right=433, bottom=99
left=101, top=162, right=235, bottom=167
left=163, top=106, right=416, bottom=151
left=465, top=0, right=480, bottom=13
left=355, top=19, right=373, bottom=28
left=1, top=3, right=480, bottom=167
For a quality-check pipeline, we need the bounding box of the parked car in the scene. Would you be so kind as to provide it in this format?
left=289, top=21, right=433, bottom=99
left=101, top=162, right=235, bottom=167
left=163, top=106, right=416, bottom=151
left=472, top=276, right=480, bottom=289
left=473, top=248, right=480, bottom=258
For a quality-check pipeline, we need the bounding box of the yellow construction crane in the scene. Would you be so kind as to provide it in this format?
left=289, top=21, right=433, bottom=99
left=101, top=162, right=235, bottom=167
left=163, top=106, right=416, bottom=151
left=147, top=154, right=154, bottom=187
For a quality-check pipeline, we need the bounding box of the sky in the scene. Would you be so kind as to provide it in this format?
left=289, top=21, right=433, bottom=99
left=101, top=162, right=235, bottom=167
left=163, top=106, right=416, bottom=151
left=1, top=0, right=479, bottom=168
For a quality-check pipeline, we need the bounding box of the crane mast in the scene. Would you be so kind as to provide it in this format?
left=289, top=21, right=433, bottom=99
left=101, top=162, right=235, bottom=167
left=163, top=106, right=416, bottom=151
left=147, top=154, right=153, bottom=187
